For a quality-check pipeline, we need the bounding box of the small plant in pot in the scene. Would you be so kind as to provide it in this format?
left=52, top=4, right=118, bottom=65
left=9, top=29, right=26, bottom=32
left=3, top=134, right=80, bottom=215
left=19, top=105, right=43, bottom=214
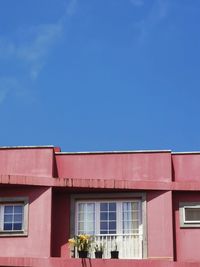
left=94, top=243, right=104, bottom=258
left=68, top=234, right=93, bottom=258
left=111, top=244, right=119, bottom=259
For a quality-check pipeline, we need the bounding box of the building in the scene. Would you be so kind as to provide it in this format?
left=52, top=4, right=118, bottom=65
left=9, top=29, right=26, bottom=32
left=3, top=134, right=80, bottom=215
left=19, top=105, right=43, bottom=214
left=0, top=145, right=200, bottom=266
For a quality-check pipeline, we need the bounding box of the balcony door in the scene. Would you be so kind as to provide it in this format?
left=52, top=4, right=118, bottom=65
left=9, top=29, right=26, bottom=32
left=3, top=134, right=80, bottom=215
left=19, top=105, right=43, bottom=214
left=75, top=199, right=143, bottom=259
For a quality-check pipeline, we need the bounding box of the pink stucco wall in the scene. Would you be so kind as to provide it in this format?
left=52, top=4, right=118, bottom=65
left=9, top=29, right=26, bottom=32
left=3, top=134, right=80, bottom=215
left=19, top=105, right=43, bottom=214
left=174, top=192, right=200, bottom=262
left=147, top=191, right=174, bottom=260
left=56, top=152, right=172, bottom=182
left=0, top=186, right=52, bottom=258
left=172, top=154, right=200, bottom=182
left=0, top=258, right=198, bottom=267
left=0, top=148, right=54, bottom=177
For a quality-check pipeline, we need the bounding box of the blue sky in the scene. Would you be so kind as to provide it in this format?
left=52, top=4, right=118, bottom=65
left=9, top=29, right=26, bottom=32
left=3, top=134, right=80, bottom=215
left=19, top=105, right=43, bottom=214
left=0, top=0, right=200, bottom=152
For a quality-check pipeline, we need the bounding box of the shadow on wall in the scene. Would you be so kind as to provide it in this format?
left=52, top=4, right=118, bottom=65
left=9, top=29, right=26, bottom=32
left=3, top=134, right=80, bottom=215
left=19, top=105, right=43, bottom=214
left=0, top=185, right=50, bottom=204
left=51, top=191, right=70, bottom=257
left=81, top=258, right=92, bottom=267
left=147, top=190, right=166, bottom=202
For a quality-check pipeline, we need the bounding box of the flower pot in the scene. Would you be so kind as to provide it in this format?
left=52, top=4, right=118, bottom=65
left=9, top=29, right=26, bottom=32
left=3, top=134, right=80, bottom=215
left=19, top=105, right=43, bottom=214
left=111, top=251, right=119, bottom=259
left=78, top=251, right=88, bottom=258
left=95, top=251, right=103, bottom=258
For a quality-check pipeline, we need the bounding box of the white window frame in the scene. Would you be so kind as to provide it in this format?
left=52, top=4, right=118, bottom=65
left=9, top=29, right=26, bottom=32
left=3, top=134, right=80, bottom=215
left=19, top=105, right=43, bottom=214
left=180, top=202, right=200, bottom=228
left=0, top=197, right=29, bottom=236
left=70, top=192, right=147, bottom=258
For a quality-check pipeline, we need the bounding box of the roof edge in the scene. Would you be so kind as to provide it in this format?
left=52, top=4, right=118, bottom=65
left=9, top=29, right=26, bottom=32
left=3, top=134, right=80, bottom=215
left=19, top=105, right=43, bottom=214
left=56, top=149, right=171, bottom=155
left=0, top=145, right=55, bottom=150
left=172, top=151, right=200, bottom=155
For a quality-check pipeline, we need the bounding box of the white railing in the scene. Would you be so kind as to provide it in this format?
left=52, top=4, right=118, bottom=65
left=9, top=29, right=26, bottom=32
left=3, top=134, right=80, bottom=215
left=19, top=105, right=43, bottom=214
left=90, top=234, right=143, bottom=259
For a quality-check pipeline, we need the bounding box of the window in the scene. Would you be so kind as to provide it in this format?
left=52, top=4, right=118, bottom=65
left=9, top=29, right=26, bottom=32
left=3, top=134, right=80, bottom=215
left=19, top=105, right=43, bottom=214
left=0, top=197, right=28, bottom=236
left=180, top=202, right=200, bottom=228
left=71, top=193, right=146, bottom=259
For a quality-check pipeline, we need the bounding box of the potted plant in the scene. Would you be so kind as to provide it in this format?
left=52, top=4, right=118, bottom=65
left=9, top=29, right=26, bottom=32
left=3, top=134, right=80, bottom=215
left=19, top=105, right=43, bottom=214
left=110, top=244, right=119, bottom=259
left=94, top=243, right=104, bottom=258
left=68, top=234, right=93, bottom=258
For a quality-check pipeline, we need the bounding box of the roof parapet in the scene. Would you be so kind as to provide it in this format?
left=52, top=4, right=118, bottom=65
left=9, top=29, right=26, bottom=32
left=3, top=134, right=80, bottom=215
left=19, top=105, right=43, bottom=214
left=56, top=149, right=171, bottom=155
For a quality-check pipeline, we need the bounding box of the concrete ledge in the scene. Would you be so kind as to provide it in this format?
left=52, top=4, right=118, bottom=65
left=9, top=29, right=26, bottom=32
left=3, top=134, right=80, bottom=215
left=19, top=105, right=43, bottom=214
left=0, top=257, right=200, bottom=267
left=1, top=174, right=200, bottom=191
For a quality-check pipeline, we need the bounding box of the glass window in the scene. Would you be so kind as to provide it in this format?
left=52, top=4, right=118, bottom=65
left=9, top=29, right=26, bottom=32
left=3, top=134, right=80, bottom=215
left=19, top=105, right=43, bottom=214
left=185, top=207, right=200, bottom=222
left=3, top=204, right=24, bottom=231
left=180, top=202, right=200, bottom=228
left=77, top=203, right=95, bottom=235
left=0, top=197, right=28, bottom=236
left=123, top=202, right=140, bottom=234
left=100, top=202, right=116, bottom=234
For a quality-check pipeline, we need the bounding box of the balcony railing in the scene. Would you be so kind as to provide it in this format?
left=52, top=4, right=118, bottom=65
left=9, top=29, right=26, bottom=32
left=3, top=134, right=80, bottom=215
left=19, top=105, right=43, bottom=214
left=77, top=234, right=143, bottom=259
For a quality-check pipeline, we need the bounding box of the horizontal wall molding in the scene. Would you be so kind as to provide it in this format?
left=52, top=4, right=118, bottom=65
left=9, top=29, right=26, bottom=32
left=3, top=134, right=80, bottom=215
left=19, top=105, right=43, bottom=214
left=0, top=257, right=198, bottom=267
left=1, top=174, right=200, bottom=191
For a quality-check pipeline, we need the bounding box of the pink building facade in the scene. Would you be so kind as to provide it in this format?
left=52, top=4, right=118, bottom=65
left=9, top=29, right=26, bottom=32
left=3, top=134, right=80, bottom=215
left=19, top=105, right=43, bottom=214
left=0, top=146, right=200, bottom=266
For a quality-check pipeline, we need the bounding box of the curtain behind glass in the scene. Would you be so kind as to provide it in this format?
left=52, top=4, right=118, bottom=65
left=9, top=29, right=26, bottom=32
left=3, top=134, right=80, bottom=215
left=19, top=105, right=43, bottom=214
left=77, top=203, right=95, bottom=235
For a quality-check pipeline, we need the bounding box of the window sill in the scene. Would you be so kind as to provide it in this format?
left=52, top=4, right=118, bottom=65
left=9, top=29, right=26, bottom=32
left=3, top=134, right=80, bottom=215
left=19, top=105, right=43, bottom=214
left=0, top=230, right=28, bottom=237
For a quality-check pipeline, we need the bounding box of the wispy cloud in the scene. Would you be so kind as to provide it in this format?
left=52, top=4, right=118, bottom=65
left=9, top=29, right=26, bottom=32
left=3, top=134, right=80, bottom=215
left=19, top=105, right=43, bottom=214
left=0, top=19, right=63, bottom=81
left=133, top=0, right=169, bottom=43
left=0, top=0, right=77, bottom=103
left=17, top=22, right=63, bottom=80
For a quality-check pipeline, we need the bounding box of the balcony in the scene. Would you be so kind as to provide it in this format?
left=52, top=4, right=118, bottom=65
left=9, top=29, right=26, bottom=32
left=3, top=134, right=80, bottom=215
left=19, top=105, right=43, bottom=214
left=74, top=233, right=143, bottom=259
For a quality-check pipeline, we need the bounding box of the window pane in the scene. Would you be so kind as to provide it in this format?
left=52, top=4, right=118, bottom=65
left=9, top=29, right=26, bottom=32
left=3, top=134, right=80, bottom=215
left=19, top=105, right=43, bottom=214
left=78, top=222, right=84, bottom=231
left=123, top=202, right=131, bottom=211
left=123, top=211, right=131, bottom=221
left=100, top=203, right=116, bottom=235
left=100, top=203, right=108, bottom=211
left=132, top=221, right=139, bottom=230
left=123, top=202, right=140, bottom=234
left=109, top=203, right=116, bottom=211
left=87, top=203, right=94, bottom=213
left=100, top=222, right=108, bottom=230
left=109, top=212, right=116, bottom=220
left=86, top=222, right=94, bottom=232
left=109, top=221, right=116, bottom=230
left=14, top=206, right=23, bottom=213
left=4, top=206, right=13, bottom=214
left=13, top=223, right=22, bottom=230
left=4, top=215, right=12, bottom=222
left=78, top=212, right=84, bottom=221
left=78, top=203, right=85, bottom=212
left=100, top=212, right=108, bottom=220
left=77, top=203, right=95, bottom=235
left=123, top=211, right=139, bottom=221
left=185, top=208, right=200, bottom=221
left=123, top=202, right=139, bottom=212
left=123, top=211, right=128, bottom=221
left=14, top=214, right=23, bottom=222
left=123, top=202, right=128, bottom=211
left=132, top=202, right=139, bottom=211
left=87, top=212, right=94, bottom=221
left=4, top=223, right=12, bottom=230
left=123, top=221, right=129, bottom=230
